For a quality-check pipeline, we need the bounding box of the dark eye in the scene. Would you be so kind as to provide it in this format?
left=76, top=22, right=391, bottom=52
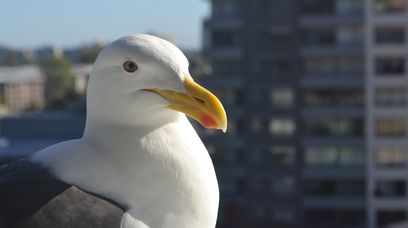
left=123, top=60, right=138, bottom=73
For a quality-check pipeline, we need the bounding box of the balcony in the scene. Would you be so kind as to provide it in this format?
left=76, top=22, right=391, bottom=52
left=204, top=17, right=241, bottom=30
left=301, top=45, right=362, bottom=57
left=303, top=197, right=365, bottom=209
left=300, top=75, right=363, bottom=88
left=204, top=29, right=242, bottom=60
left=301, top=0, right=363, bottom=17
left=302, top=167, right=365, bottom=179
left=303, top=117, right=363, bottom=138
left=300, top=14, right=362, bottom=27
left=301, top=27, right=363, bottom=57
left=304, top=209, right=366, bottom=227
left=301, top=89, right=364, bottom=116
left=204, top=48, right=242, bottom=60
left=200, top=76, right=243, bottom=89
left=374, top=180, right=406, bottom=198
left=301, top=0, right=363, bottom=26
left=302, top=137, right=364, bottom=148
left=301, top=107, right=363, bottom=118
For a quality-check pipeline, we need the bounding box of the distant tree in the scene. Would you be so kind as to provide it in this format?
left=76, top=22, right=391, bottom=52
left=40, top=57, right=74, bottom=108
left=4, top=51, right=18, bottom=66
left=1, top=51, right=30, bottom=66
left=78, top=45, right=104, bottom=63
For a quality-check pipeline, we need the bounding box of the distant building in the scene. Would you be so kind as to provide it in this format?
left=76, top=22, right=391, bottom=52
left=365, top=0, right=408, bottom=227
left=184, top=50, right=212, bottom=79
left=0, top=47, right=34, bottom=65
left=72, top=64, right=92, bottom=95
left=0, top=64, right=92, bottom=116
left=33, top=46, right=63, bottom=62
left=202, top=0, right=408, bottom=228
left=0, top=65, right=44, bottom=115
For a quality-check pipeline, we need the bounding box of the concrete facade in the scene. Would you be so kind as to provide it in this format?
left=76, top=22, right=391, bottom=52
left=365, top=0, right=408, bottom=227
left=202, top=0, right=408, bottom=227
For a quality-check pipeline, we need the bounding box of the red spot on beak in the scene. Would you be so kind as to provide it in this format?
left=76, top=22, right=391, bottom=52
left=200, top=112, right=217, bottom=129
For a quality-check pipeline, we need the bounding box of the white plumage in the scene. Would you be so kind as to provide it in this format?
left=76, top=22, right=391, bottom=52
left=32, top=34, right=227, bottom=228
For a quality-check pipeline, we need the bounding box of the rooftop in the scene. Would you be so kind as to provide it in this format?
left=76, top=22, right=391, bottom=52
left=0, top=64, right=92, bottom=84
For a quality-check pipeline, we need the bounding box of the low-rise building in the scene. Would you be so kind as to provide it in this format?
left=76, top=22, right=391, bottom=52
left=0, top=65, right=44, bottom=115
left=0, top=64, right=92, bottom=116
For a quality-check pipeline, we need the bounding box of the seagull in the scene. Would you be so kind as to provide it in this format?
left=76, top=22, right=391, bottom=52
left=0, top=34, right=227, bottom=228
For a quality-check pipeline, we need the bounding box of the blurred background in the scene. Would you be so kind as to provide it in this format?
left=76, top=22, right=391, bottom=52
left=1, top=0, right=408, bottom=227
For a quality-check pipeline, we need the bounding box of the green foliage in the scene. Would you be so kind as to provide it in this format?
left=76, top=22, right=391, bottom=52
left=79, top=45, right=104, bottom=63
left=0, top=49, right=33, bottom=66
left=40, top=57, right=75, bottom=108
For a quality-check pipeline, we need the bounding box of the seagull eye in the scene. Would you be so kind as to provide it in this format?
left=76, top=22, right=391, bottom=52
left=123, top=60, right=138, bottom=73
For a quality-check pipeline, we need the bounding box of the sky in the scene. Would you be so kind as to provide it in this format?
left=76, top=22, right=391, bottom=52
left=0, top=0, right=210, bottom=50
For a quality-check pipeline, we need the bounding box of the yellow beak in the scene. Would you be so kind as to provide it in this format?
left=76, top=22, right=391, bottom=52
left=143, top=77, right=227, bottom=132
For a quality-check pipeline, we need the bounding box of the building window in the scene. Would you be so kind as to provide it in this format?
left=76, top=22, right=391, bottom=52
left=376, top=147, right=407, bottom=168
left=219, top=179, right=238, bottom=194
left=213, top=1, right=238, bottom=18
left=375, top=87, right=406, bottom=107
left=305, top=147, right=364, bottom=167
left=304, top=180, right=365, bottom=197
left=227, top=120, right=238, bottom=135
left=305, top=209, right=365, bottom=226
left=375, top=26, right=405, bottom=44
left=337, top=27, right=363, bottom=46
left=249, top=147, right=262, bottom=163
left=211, top=147, right=238, bottom=165
left=337, top=58, right=363, bottom=74
left=304, top=118, right=363, bottom=137
left=253, top=0, right=294, bottom=20
left=251, top=206, right=268, bottom=220
left=304, top=57, right=362, bottom=75
left=376, top=118, right=406, bottom=137
left=302, top=0, right=335, bottom=15
left=265, top=27, right=294, bottom=48
left=271, top=208, right=296, bottom=224
left=336, top=0, right=363, bottom=15
left=222, top=202, right=245, bottom=222
left=250, top=118, right=264, bottom=132
left=375, top=180, right=406, bottom=198
left=268, top=146, right=296, bottom=167
left=212, top=61, right=241, bottom=77
left=249, top=90, right=261, bottom=104
left=377, top=210, right=407, bottom=228
left=270, top=177, right=295, bottom=195
left=303, top=28, right=335, bottom=46
left=214, top=89, right=239, bottom=105
left=212, top=30, right=237, bottom=48
left=303, top=89, right=363, bottom=106
left=303, top=27, right=362, bottom=47
left=269, top=118, right=296, bottom=137
left=305, top=147, right=335, bottom=166
left=270, top=88, right=294, bottom=107
left=375, top=0, right=405, bottom=14
left=375, top=57, right=405, bottom=75
left=304, top=58, right=336, bottom=75
left=262, top=60, right=292, bottom=77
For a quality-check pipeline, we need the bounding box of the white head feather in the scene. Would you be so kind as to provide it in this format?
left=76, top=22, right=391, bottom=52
left=87, top=34, right=189, bottom=127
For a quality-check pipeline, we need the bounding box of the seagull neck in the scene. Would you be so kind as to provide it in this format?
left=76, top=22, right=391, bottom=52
left=83, top=114, right=183, bottom=146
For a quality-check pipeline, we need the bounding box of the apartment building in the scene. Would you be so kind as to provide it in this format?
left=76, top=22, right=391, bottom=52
left=366, top=0, right=408, bottom=227
left=203, top=0, right=408, bottom=227
left=0, top=66, right=45, bottom=115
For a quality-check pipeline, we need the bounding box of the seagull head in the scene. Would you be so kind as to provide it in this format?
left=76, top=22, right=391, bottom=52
left=86, top=34, right=227, bottom=132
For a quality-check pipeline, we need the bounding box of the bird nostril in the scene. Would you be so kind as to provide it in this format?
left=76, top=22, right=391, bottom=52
left=193, top=97, right=205, bottom=105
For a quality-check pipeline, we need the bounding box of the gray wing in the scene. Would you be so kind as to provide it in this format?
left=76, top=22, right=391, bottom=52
left=0, top=157, right=124, bottom=228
